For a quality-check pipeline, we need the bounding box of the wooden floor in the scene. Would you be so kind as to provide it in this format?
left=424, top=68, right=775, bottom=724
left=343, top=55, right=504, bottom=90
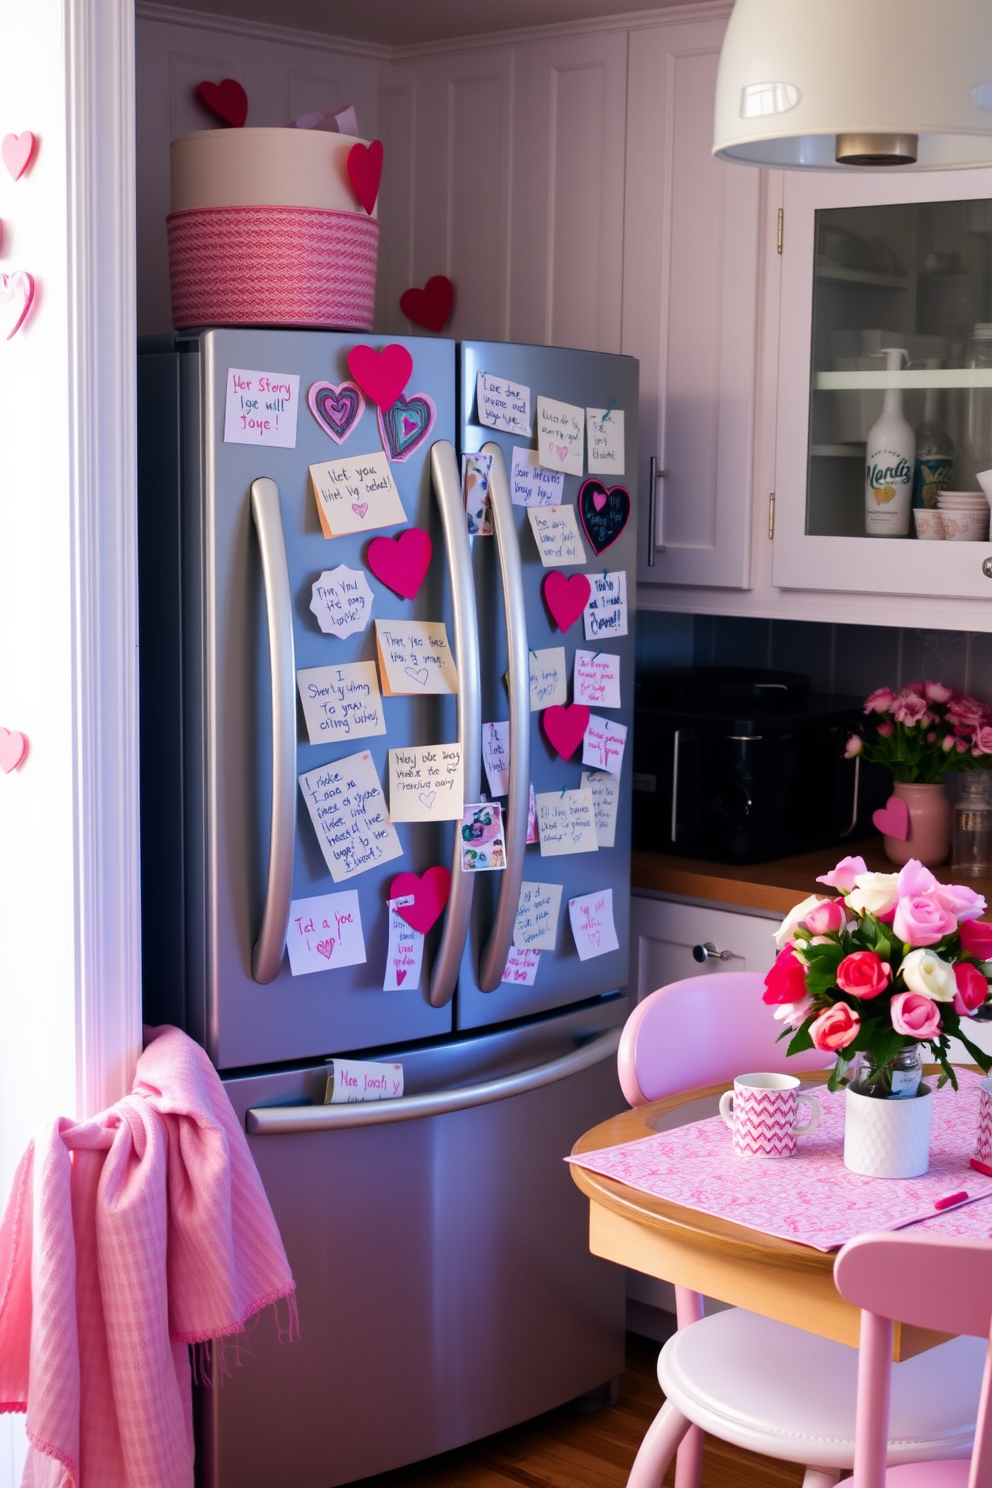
left=357, top=1334, right=806, bottom=1488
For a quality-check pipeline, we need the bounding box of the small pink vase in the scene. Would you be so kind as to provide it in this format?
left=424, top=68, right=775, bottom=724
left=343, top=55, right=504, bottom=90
left=882, top=781, right=952, bottom=867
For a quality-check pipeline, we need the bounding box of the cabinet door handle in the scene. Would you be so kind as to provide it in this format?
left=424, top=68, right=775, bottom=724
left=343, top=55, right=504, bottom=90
left=647, top=456, right=667, bottom=565
left=670, top=727, right=682, bottom=843
left=840, top=754, right=861, bottom=838
left=692, top=942, right=732, bottom=964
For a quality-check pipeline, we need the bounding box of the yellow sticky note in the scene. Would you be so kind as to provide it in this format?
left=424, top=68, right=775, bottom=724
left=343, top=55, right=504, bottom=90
left=309, top=451, right=406, bottom=537
left=388, top=744, right=464, bottom=821
left=375, top=620, right=458, bottom=695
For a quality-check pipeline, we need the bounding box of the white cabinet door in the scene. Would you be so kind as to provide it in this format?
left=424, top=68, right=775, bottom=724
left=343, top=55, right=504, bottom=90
left=624, top=19, right=763, bottom=590
left=629, top=894, right=777, bottom=1004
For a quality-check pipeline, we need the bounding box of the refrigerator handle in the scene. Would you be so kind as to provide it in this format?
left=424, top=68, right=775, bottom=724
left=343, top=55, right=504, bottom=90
left=250, top=478, right=297, bottom=984
left=427, top=441, right=482, bottom=1008
left=477, top=442, right=530, bottom=993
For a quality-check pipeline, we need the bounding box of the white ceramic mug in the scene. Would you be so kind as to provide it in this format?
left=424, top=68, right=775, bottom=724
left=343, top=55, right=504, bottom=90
left=719, top=1073, right=821, bottom=1158
left=940, top=509, right=990, bottom=541
left=913, top=508, right=944, bottom=540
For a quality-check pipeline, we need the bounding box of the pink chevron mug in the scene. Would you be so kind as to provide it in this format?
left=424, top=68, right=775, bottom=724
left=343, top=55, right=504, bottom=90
left=719, top=1073, right=821, bottom=1158
left=977, top=1078, right=992, bottom=1164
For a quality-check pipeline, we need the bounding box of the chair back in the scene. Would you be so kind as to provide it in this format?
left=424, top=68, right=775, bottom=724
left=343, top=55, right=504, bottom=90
left=617, top=971, right=832, bottom=1107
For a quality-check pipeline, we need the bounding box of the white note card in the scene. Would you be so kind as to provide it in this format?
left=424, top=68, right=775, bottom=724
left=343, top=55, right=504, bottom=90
left=389, top=743, right=463, bottom=821
left=327, top=1056, right=403, bottom=1103
left=375, top=620, right=458, bottom=695
left=287, top=890, right=366, bottom=975
left=582, top=714, right=627, bottom=777
left=297, top=662, right=385, bottom=746
left=309, top=566, right=374, bottom=639
left=527, top=506, right=586, bottom=568
left=535, top=789, right=599, bottom=857
left=569, top=888, right=619, bottom=962
left=299, top=750, right=402, bottom=882
left=537, top=396, right=584, bottom=476
left=573, top=650, right=621, bottom=709
left=502, top=946, right=541, bottom=986
left=383, top=906, right=425, bottom=991
left=529, top=647, right=568, bottom=712
left=583, top=570, right=628, bottom=641
left=224, top=368, right=300, bottom=448
left=581, top=770, right=620, bottom=849
left=483, top=721, right=510, bottom=797
left=309, top=451, right=406, bottom=537
left=477, top=372, right=531, bottom=436
left=586, top=408, right=625, bottom=475
left=511, top=446, right=565, bottom=507
left=514, top=881, right=563, bottom=952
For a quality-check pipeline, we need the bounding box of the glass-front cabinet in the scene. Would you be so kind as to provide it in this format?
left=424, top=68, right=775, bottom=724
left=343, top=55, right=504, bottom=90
left=774, top=168, right=992, bottom=599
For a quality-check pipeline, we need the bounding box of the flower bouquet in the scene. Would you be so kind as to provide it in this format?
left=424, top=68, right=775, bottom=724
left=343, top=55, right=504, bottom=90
left=846, top=681, right=992, bottom=781
left=764, top=854, right=992, bottom=1094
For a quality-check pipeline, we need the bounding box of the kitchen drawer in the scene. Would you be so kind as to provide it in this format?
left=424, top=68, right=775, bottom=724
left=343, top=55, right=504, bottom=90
left=628, top=894, right=778, bottom=1004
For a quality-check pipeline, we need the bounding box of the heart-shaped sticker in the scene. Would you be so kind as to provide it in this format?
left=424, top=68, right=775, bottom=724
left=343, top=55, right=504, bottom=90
left=543, top=570, right=591, bottom=633
left=389, top=866, right=452, bottom=934
left=0, top=728, right=28, bottom=773
left=0, top=272, right=35, bottom=340
left=873, top=794, right=910, bottom=841
left=197, top=78, right=248, bottom=128
left=542, top=703, right=591, bottom=761
left=399, top=275, right=454, bottom=332
left=367, top=527, right=432, bottom=600
left=308, top=380, right=365, bottom=443
left=347, top=140, right=383, bottom=215
left=578, top=478, right=631, bottom=555
left=378, top=392, right=436, bottom=462
left=2, top=132, right=36, bottom=181
left=347, top=343, right=413, bottom=409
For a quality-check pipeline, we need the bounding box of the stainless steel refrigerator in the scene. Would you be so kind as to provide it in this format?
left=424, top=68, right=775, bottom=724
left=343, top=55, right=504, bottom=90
left=137, top=328, right=637, bottom=1488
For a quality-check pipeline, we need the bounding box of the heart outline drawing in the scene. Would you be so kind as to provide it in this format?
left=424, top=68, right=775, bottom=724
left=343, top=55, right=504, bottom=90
left=367, top=527, right=432, bottom=600
left=317, top=938, right=336, bottom=960
left=418, top=791, right=437, bottom=810
left=196, top=79, right=248, bottom=128
left=351, top=502, right=369, bottom=519
left=0, top=728, right=28, bottom=773
left=404, top=666, right=430, bottom=688
left=873, top=794, right=910, bottom=841
left=347, top=139, right=384, bottom=215
left=347, top=342, right=413, bottom=409
left=308, top=380, right=365, bottom=443
left=399, top=275, right=454, bottom=332
left=389, top=866, right=452, bottom=934
left=543, top=570, right=591, bottom=632
left=542, top=703, right=591, bottom=761
left=578, top=478, right=631, bottom=555
left=0, top=272, right=35, bottom=340
left=378, top=391, right=437, bottom=462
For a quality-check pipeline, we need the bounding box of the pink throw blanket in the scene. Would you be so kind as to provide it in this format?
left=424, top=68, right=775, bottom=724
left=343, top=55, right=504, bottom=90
left=0, top=1026, right=295, bottom=1488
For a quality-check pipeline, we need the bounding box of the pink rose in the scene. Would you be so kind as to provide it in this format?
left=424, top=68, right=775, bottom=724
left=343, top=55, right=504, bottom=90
left=896, top=860, right=937, bottom=898
left=974, top=726, right=992, bottom=755
left=892, top=894, right=958, bottom=947
left=933, top=881, right=987, bottom=923
left=802, top=899, right=846, bottom=935
left=817, top=855, right=867, bottom=892
left=890, top=991, right=942, bottom=1040
left=878, top=721, right=895, bottom=738
left=942, top=736, right=956, bottom=752
left=892, top=694, right=928, bottom=727
left=925, top=681, right=954, bottom=703
left=958, top=739, right=971, bottom=753
left=762, top=947, right=808, bottom=1006
left=950, top=696, right=988, bottom=725
left=953, top=961, right=989, bottom=1017
left=903, top=682, right=927, bottom=699
left=835, top=950, right=890, bottom=1000
left=772, top=994, right=815, bottom=1029
left=864, top=687, right=897, bottom=715
left=845, top=734, right=863, bottom=759
left=809, top=1003, right=860, bottom=1052
left=960, top=919, right=992, bottom=959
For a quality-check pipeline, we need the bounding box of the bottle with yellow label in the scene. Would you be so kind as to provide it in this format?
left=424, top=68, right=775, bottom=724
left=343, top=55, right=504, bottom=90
left=865, top=347, right=914, bottom=537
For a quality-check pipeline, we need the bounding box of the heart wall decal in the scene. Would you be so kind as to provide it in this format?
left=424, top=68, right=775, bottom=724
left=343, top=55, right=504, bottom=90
left=399, top=276, right=454, bottom=333
left=578, top=478, right=631, bottom=555
left=542, top=703, right=590, bottom=762
left=1, top=272, right=35, bottom=340
left=347, top=140, right=384, bottom=215
left=367, top=527, right=432, bottom=600
left=378, top=392, right=436, bottom=463
left=543, top=571, right=591, bottom=633
left=872, top=794, right=910, bottom=841
left=308, top=380, right=365, bottom=444
left=0, top=728, right=28, bottom=773
left=196, top=79, right=248, bottom=128
left=389, top=866, right=451, bottom=934
left=2, top=132, right=37, bottom=181
left=347, top=343, right=413, bottom=409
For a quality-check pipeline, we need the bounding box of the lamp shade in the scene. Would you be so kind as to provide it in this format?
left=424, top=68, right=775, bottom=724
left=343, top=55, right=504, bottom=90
left=714, top=0, right=992, bottom=170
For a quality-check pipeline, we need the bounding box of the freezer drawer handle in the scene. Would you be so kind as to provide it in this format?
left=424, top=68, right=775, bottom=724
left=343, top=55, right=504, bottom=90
left=250, top=478, right=297, bottom=984
left=245, top=1027, right=621, bottom=1133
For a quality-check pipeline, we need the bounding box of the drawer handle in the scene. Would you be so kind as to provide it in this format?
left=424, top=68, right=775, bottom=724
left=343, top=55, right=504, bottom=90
left=692, top=942, right=732, bottom=964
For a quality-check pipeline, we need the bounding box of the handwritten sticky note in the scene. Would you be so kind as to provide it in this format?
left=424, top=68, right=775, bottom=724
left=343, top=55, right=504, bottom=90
left=224, top=367, right=300, bottom=447
left=463, top=451, right=494, bottom=536
left=483, top=721, right=510, bottom=796
left=527, top=506, right=585, bottom=567
left=309, top=565, right=374, bottom=638
left=573, top=650, right=621, bottom=709
left=586, top=408, right=625, bottom=475
left=389, top=743, right=463, bottom=821
left=309, top=451, right=406, bottom=537
left=461, top=801, right=506, bottom=872
left=299, top=750, right=402, bottom=882
left=502, top=946, right=541, bottom=985
left=514, top=881, right=563, bottom=951
left=529, top=647, right=567, bottom=712
left=537, top=395, right=584, bottom=476
left=287, top=890, right=366, bottom=975
left=511, top=446, right=564, bottom=507
left=327, top=1056, right=404, bottom=1103
left=536, top=788, right=598, bottom=857
left=477, top=371, right=531, bottom=436
left=375, top=620, right=458, bottom=695
left=582, top=715, right=627, bottom=777
left=581, top=770, right=620, bottom=848
left=583, top=570, right=628, bottom=640
left=569, top=888, right=619, bottom=961
left=297, top=662, right=385, bottom=746
left=384, top=906, right=424, bottom=991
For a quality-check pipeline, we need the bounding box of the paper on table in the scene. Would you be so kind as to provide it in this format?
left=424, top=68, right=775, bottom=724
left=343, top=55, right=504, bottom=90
left=460, top=801, right=506, bottom=872
left=583, top=570, right=628, bottom=640
left=375, top=619, right=458, bottom=695
left=476, top=371, right=531, bottom=436
left=527, top=506, right=585, bottom=567
left=309, top=450, right=406, bottom=537
left=529, top=647, right=567, bottom=711
left=383, top=906, right=424, bottom=991
left=568, top=888, right=619, bottom=961
left=536, top=788, right=598, bottom=856
left=501, top=946, right=540, bottom=986
left=309, top=565, right=374, bottom=638
left=483, top=721, right=510, bottom=796
left=224, top=367, right=300, bottom=447
left=537, top=395, right=584, bottom=476
left=299, top=750, right=402, bottom=882
left=573, top=649, right=621, bottom=709
left=463, top=451, right=494, bottom=536
left=514, top=881, right=563, bottom=951
left=327, top=1056, right=403, bottom=1103
left=389, top=743, right=463, bottom=821
left=582, top=714, right=627, bottom=777
left=286, top=890, right=366, bottom=975
left=586, top=408, right=625, bottom=475
left=581, top=770, right=620, bottom=848
left=511, top=446, right=564, bottom=507
left=297, top=662, right=385, bottom=746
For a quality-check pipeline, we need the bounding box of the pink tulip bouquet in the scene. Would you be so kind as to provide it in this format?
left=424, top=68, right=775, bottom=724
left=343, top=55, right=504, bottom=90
left=845, top=681, right=992, bottom=783
left=764, top=854, right=992, bottom=1092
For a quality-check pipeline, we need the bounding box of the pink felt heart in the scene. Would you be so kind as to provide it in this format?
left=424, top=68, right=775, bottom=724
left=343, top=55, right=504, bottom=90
left=0, top=728, right=28, bottom=773
left=542, top=703, right=591, bottom=761
left=2, top=132, right=36, bottom=181
left=543, top=570, right=591, bottom=632
left=317, top=938, right=336, bottom=959
left=197, top=79, right=248, bottom=128
left=307, top=380, right=364, bottom=443
left=0, top=272, right=35, bottom=340
left=347, top=139, right=383, bottom=215
left=399, top=275, right=454, bottom=332
left=873, top=794, right=910, bottom=841
left=390, top=866, right=451, bottom=935
left=367, top=527, right=432, bottom=600
left=347, top=342, right=413, bottom=409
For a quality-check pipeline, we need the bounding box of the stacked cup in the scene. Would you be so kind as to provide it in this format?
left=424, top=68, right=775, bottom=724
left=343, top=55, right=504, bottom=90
left=936, top=491, right=990, bottom=541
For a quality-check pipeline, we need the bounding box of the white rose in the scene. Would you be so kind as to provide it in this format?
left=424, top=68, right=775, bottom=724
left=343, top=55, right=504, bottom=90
left=846, top=871, right=899, bottom=920
left=773, top=894, right=823, bottom=950
left=900, top=947, right=957, bottom=1002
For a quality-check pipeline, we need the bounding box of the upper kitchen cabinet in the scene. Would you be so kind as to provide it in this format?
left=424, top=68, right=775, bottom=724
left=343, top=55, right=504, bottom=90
left=625, top=17, right=763, bottom=591
left=773, top=167, right=992, bottom=600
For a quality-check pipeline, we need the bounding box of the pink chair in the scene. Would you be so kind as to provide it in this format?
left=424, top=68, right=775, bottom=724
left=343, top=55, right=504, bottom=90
left=834, top=1230, right=992, bottom=1486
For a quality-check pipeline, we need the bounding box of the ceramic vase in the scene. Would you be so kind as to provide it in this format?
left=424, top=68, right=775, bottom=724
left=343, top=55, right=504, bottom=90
left=844, top=1085, right=932, bottom=1178
left=881, top=781, right=952, bottom=867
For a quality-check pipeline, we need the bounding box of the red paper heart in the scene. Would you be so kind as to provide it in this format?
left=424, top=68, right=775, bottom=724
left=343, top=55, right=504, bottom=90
left=542, top=703, right=590, bottom=761
left=3, top=133, right=36, bottom=181
left=873, top=794, right=910, bottom=841
left=0, top=272, right=35, bottom=340
left=399, top=275, right=454, bottom=333
left=197, top=79, right=248, bottom=128
left=367, top=527, right=432, bottom=600
left=543, top=570, right=591, bottom=632
left=347, top=343, right=413, bottom=408
left=389, top=866, right=451, bottom=935
left=0, top=728, right=28, bottom=773
left=347, top=139, right=383, bottom=215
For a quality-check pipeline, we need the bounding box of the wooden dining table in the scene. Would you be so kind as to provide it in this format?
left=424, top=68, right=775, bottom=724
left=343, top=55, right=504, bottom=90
left=569, top=1071, right=956, bottom=1361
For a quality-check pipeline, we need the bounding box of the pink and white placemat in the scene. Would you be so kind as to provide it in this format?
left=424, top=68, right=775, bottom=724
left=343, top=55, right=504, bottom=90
left=568, top=1069, right=992, bottom=1252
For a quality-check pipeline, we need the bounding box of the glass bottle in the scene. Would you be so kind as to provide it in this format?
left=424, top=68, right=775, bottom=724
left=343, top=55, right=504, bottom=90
left=912, top=371, right=954, bottom=510
left=951, top=771, right=992, bottom=877
left=865, top=348, right=914, bottom=537
left=850, top=1045, right=923, bottom=1100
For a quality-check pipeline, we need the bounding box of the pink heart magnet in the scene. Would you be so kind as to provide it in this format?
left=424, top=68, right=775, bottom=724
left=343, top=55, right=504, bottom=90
left=367, top=527, right=432, bottom=600
left=543, top=570, right=591, bottom=633
left=0, top=728, right=28, bottom=773
left=347, top=139, right=384, bottom=215
left=873, top=794, right=910, bottom=841
left=308, top=380, right=365, bottom=443
left=347, top=343, right=413, bottom=409
left=389, top=867, right=451, bottom=934
left=542, top=703, right=591, bottom=762
left=2, top=132, right=37, bottom=181
left=0, top=271, right=35, bottom=340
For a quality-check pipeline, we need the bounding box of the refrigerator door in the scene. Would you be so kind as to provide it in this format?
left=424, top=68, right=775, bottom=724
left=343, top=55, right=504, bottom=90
left=457, top=343, right=638, bottom=1029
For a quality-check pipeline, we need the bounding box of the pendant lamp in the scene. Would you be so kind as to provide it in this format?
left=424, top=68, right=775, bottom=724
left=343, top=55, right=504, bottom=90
left=714, top=0, right=992, bottom=170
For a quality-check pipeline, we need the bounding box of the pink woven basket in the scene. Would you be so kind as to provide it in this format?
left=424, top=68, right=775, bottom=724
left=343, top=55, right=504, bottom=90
left=167, top=205, right=379, bottom=331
